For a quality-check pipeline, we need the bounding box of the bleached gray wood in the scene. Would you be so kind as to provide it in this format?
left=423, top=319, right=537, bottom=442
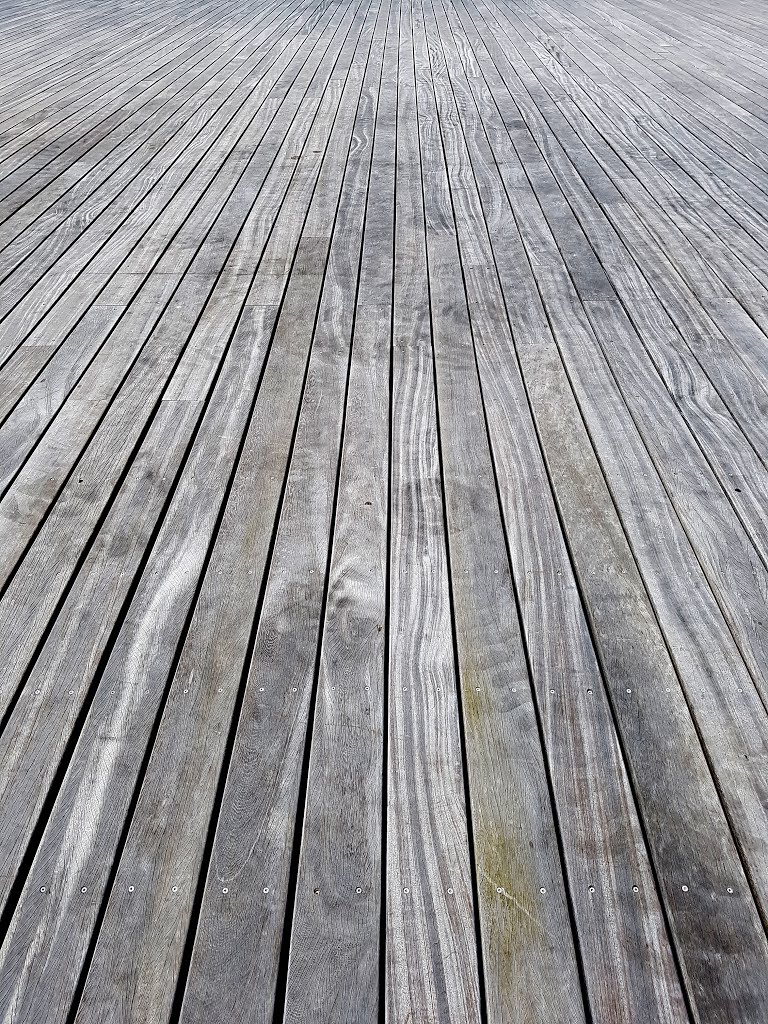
left=384, top=2, right=482, bottom=1020
left=1, top=2, right=768, bottom=1022
left=280, top=2, right=395, bottom=1019
left=69, top=4, right=382, bottom=1021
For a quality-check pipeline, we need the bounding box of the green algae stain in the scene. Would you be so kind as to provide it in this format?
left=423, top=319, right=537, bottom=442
left=474, top=820, right=545, bottom=1014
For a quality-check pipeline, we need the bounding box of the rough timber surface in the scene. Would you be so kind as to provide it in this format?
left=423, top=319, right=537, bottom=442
left=0, top=0, right=767, bottom=1021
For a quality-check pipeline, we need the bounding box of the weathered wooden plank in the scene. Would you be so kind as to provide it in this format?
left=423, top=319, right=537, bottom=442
left=0, top=0, right=323, bottom=374
left=0, top=4, right=374, bottom=1021
left=176, top=3, right=391, bottom=1020
left=413, top=2, right=592, bottom=1020
left=457, top=0, right=768, bottom=913
left=0, top=0, right=320, bottom=441
left=63, top=4, right=383, bottom=1021
left=0, top=0, right=256, bottom=177
left=517, top=0, right=768, bottom=225
left=449, top=2, right=768, bottom=1021
left=2, top=3, right=768, bottom=1022
left=0, top=0, right=295, bottom=247
left=280, top=1, right=396, bottom=1019
left=0, top=0, right=338, bottom=588
left=384, top=1, right=482, bottom=1019
left=425, top=2, right=690, bottom=1021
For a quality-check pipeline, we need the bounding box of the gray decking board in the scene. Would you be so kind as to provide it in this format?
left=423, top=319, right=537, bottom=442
left=386, top=1, right=482, bottom=1017
left=0, top=0, right=767, bottom=1021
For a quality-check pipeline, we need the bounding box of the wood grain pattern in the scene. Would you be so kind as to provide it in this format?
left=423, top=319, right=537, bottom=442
left=385, top=1, right=482, bottom=1019
left=413, top=2, right=589, bottom=1019
left=1, top=0, right=767, bottom=1021
left=280, top=2, right=395, bottom=1019
left=425, top=2, right=689, bottom=1020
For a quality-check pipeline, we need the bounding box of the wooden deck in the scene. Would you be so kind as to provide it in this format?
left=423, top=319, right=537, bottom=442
left=0, top=0, right=767, bottom=1019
